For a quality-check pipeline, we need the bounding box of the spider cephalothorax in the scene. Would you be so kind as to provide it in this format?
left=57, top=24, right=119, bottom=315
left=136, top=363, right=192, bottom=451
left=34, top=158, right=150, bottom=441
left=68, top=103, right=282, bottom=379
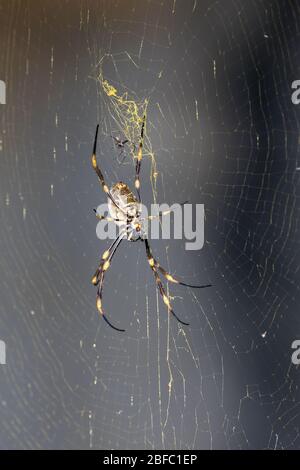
left=91, top=117, right=211, bottom=332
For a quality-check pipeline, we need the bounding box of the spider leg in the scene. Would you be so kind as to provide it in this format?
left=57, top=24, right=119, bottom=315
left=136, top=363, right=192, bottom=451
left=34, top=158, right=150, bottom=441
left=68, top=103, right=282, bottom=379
left=142, top=201, right=189, bottom=221
left=134, top=115, right=146, bottom=202
left=92, top=232, right=126, bottom=332
left=144, top=239, right=189, bottom=326
left=93, top=208, right=122, bottom=222
left=91, top=232, right=124, bottom=286
left=145, top=239, right=212, bottom=289
left=91, top=125, right=127, bottom=215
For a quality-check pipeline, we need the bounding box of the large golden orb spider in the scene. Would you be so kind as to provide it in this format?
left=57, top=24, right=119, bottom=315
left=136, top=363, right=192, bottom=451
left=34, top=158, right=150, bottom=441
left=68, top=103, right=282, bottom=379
left=91, top=116, right=211, bottom=331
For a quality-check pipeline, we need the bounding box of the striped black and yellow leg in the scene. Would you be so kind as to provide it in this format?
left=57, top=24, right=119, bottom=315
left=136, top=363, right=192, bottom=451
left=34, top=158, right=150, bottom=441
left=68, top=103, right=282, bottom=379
left=153, top=267, right=189, bottom=326
left=145, top=239, right=212, bottom=289
left=144, top=201, right=189, bottom=222
left=134, top=115, right=146, bottom=202
left=144, top=239, right=189, bottom=326
left=93, top=208, right=122, bottom=223
left=91, top=125, right=126, bottom=215
left=92, top=233, right=126, bottom=332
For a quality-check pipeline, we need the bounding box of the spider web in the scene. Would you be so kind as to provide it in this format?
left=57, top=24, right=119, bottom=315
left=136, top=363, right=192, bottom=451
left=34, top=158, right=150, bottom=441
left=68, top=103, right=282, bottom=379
left=0, top=0, right=299, bottom=450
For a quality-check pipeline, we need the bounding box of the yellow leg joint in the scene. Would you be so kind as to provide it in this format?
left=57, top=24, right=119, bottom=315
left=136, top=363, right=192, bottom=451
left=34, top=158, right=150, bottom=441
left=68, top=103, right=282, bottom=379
left=102, top=250, right=110, bottom=260
left=165, top=274, right=178, bottom=283
left=163, top=295, right=170, bottom=308
left=92, top=154, right=97, bottom=168
left=96, top=297, right=103, bottom=315
left=103, top=260, right=110, bottom=271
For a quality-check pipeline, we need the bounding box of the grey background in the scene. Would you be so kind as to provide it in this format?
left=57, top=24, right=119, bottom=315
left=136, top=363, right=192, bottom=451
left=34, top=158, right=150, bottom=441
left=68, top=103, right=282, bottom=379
left=0, top=0, right=299, bottom=449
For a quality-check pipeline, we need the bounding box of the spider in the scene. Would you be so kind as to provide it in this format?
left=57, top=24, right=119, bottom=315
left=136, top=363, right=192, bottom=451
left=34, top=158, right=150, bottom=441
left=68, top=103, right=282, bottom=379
left=112, top=135, right=129, bottom=150
left=112, top=135, right=130, bottom=163
left=91, top=116, right=211, bottom=331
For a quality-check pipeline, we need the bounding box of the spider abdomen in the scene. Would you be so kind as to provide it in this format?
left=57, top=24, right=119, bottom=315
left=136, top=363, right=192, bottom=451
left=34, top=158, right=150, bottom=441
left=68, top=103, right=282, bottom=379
left=109, top=182, right=138, bottom=216
left=108, top=182, right=142, bottom=240
left=110, top=182, right=136, bottom=205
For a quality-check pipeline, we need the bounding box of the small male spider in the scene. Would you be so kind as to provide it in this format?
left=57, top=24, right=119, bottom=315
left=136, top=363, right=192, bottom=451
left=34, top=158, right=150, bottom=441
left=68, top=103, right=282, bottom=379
left=112, top=135, right=129, bottom=162
left=91, top=116, right=211, bottom=331
left=112, top=135, right=129, bottom=150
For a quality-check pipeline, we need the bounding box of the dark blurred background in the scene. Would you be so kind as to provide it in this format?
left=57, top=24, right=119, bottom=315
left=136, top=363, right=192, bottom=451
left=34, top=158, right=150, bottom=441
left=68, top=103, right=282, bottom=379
left=0, top=0, right=299, bottom=449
